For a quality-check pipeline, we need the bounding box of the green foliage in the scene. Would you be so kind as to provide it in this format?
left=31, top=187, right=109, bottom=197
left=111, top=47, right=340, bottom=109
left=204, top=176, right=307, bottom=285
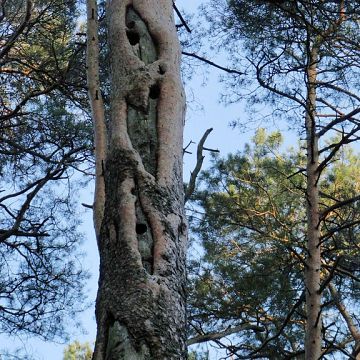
left=188, top=130, right=360, bottom=358
left=63, top=341, right=93, bottom=360
left=195, top=3, right=360, bottom=355
left=0, top=0, right=91, bottom=348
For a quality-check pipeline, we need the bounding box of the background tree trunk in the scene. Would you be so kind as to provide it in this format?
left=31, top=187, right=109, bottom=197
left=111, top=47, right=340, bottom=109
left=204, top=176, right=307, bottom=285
left=87, top=1, right=187, bottom=359
left=305, top=44, right=322, bottom=360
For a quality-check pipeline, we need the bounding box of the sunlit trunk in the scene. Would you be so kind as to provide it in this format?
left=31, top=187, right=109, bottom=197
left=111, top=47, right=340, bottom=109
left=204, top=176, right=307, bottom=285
left=87, top=1, right=187, bottom=358
left=304, top=44, right=322, bottom=360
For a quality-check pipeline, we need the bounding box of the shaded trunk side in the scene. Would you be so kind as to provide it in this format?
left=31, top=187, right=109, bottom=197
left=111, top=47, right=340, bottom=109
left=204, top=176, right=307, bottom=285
left=90, top=0, right=187, bottom=359
left=304, top=45, right=322, bottom=360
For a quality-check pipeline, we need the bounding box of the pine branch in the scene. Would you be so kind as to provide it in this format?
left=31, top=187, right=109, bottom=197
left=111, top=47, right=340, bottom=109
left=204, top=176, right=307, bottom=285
left=0, top=0, right=32, bottom=59
left=187, top=323, right=265, bottom=346
left=320, top=194, right=360, bottom=220
left=247, top=291, right=305, bottom=358
left=317, top=125, right=360, bottom=175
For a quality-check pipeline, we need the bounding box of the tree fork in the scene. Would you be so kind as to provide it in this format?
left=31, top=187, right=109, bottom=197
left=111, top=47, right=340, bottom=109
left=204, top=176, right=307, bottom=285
left=87, top=0, right=187, bottom=359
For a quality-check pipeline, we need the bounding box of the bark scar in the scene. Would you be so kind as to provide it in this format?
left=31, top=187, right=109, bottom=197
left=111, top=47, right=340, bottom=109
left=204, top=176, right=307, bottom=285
left=123, top=7, right=164, bottom=113
left=125, top=6, right=161, bottom=273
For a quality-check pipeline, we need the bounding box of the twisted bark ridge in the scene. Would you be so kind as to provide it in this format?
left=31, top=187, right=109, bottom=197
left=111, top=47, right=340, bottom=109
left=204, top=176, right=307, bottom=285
left=87, top=1, right=187, bottom=359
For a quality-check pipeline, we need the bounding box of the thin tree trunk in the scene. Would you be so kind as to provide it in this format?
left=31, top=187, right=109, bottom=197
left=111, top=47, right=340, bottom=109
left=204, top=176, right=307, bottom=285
left=86, top=0, right=107, bottom=238
left=304, top=44, right=322, bottom=360
left=86, top=1, right=187, bottom=359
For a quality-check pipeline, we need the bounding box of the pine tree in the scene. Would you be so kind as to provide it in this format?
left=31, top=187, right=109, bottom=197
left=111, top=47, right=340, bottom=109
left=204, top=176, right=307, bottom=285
left=0, top=0, right=90, bottom=345
left=189, top=130, right=360, bottom=358
left=201, top=1, right=360, bottom=357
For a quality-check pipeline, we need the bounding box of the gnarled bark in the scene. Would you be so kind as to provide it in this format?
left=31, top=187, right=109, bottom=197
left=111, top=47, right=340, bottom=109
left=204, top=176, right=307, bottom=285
left=87, top=1, right=187, bottom=359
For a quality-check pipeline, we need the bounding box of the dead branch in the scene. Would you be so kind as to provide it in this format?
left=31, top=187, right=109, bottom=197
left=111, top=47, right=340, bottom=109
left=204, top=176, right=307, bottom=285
left=82, top=203, right=94, bottom=209
left=185, top=128, right=217, bottom=203
left=246, top=291, right=305, bottom=358
left=173, top=2, right=191, bottom=33
left=183, top=140, right=194, bottom=154
left=182, top=51, right=244, bottom=76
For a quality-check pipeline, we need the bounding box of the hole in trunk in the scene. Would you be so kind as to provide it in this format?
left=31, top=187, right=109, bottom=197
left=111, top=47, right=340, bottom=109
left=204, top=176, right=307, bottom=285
left=127, top=20, right=135, bottom=29
left=136, top=223, right=147, bottom=234
left=126, top=30, right=140, bottom=45
left=149, top=84, right=160, bottom=99
left=158, top=65, right=166, bottom=75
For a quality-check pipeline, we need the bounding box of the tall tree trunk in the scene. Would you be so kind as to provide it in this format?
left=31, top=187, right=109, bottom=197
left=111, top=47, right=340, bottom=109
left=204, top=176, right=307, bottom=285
left=87, top=1, right=187, bottom=359
left=304, top=44, right=322, bottom=360
left=86, top=0, right=106, bottom=239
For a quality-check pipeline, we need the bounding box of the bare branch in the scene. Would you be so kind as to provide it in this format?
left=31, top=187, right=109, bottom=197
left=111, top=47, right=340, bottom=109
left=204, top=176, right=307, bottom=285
left=0, top=168, right=63, bottom=242
left=249, top=55, right=306, bottom=107
left=82, top=203, right=94, bottom=209
left=318, top=257, right=340, bottom=293
left=323, top=264, right=360, bottom=283
left=316, top=81, right=360, bottom=103
left=173, top=2, right=191, bottom=33
left=0, top=229, right=49, bottom=238
left=0, top=84, right=57, bottom=121
left=182, top=51, right=244, bottom=76
left=317, top=106, right=360, bottom=137
left=203, top=146, right=220, bottom=153
left=247, top=291, right=305, bottom=358
left=185, top=128, right=214, bottom=203
left=320, top=220, right=360, bottom=242
left=183, top=140, right=194, bottom=154
left=317, top=125, right=360, bottom=174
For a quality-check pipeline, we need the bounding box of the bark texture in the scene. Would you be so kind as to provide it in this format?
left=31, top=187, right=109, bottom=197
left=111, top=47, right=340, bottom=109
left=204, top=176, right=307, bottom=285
left=87, top=1, right=187, bottom=359
left=86, top=0, right=107, bottom=238
left=304, top=45, right=322, bottom=360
